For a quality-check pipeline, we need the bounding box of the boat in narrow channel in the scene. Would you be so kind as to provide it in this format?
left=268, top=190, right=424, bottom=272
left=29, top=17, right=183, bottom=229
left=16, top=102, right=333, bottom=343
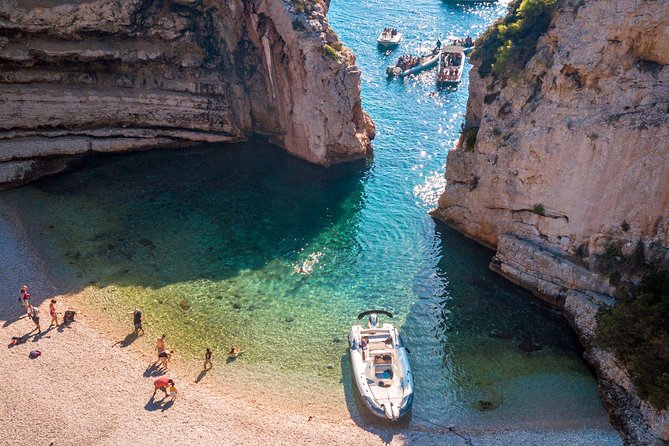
left=377, top=28, right=403, bottom=49
left=436, top=45, right=466, bottom=86
left=348, top=310, right=414, bottom=420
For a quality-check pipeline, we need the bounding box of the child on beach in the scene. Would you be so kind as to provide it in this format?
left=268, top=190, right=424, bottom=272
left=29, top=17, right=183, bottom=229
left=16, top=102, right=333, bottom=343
left=167, top=383, right=178, bottom=401
left=204, top=348, right=212, bottom=370
left=27, top=304, right=41, bottom=333
left=19, top=285, right=30, bottom=312
left=130, top=308, right=144, bottom=335
left=49, top=299, right=59, bottom=328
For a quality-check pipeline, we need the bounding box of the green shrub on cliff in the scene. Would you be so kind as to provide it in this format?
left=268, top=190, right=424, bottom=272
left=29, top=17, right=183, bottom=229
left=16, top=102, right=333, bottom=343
left=471, top=0, right=557, bottom=79
left=324, top=44, right=339, bottom=62
left=596, top=271, right=669, bottom=409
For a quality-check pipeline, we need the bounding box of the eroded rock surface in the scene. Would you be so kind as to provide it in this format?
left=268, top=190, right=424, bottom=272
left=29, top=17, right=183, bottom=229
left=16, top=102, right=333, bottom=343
left=0, top=0, right=374, bottom=186
left=432, top=0, right=669, bottom=443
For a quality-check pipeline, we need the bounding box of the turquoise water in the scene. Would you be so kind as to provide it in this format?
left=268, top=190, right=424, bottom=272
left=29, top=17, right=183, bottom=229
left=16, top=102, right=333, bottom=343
left=0, top=0, right=619, bottom=437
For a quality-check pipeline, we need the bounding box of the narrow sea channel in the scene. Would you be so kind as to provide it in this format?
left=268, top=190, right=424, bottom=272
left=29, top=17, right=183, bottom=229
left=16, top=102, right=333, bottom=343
left=0, top=0, right=620, bottom=440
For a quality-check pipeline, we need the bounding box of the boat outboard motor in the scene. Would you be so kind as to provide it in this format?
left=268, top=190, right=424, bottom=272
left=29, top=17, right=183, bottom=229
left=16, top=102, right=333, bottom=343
left=368, top=313, right=379, bottom=328
left=383, top=402, right=399, bottom=420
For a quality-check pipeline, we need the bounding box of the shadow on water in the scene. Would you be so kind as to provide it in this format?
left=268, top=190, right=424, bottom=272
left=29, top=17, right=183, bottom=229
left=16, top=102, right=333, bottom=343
left=2, top=141, right=369, bottom=295
left=397, top=220, right=599, bottom=433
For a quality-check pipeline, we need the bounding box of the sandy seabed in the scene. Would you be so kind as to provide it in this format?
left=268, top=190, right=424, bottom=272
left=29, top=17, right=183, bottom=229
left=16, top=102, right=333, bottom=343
left=0, top=201, right=622, bottom=446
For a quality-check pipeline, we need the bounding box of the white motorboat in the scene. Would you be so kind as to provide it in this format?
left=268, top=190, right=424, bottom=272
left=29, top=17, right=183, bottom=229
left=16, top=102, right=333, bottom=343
left=436, top=45, right=466, bottom=86
left=386, top=50, right=441, bottom=77
left=377, top=28, right=403, bottom=49
left=445, top=35, right=475, bottom=54
left=348, top=310, right=413, bottom=420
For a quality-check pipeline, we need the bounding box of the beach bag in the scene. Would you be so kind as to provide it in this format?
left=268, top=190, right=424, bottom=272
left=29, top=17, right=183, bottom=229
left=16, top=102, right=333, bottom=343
left=63, top=310, right=76, bottom=323
left=29, top=350, right=41, bottom=359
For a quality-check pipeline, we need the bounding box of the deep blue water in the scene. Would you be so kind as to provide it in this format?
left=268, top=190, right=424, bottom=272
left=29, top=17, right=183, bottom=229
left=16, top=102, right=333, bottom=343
left=0, top=0, right=619, bottom=438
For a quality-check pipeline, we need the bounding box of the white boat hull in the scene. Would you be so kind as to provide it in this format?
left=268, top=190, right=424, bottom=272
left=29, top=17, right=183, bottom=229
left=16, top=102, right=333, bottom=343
left=348, top=322, right=413, bottom=420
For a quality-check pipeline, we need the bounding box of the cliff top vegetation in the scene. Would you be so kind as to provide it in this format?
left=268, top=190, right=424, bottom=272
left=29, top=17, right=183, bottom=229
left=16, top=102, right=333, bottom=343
left=596, top=271, right=669, bottom=410
left=471, top=0, right=557, bottom=79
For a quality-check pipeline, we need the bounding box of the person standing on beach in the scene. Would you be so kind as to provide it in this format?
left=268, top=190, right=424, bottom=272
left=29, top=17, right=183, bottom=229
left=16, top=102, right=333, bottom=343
left=167, top=382, right=178, bottom=401
left=156, top=334, right=166, bottom=353
left=49, top=299, right=59, bottom=328
left=19, top=285, right=30, bottom=312
left=158, top=348, right=172, bottom=370
left=204, top=348, right=212, bottom=370
left=131, top=308, right=144, bottom=335
left=27, top=304, right=41, bottom=333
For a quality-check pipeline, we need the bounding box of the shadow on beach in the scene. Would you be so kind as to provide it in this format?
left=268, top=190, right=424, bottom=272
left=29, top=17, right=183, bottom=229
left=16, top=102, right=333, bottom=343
left=144, top=396, right=174, bottom=412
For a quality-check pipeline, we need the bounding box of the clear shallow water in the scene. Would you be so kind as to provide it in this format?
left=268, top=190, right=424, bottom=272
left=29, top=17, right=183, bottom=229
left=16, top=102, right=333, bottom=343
left=0, top=0, right=618, bottom=437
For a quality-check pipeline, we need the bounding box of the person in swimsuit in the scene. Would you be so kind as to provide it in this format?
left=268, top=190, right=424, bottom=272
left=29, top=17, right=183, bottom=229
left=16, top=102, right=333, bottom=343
left=204, top=348, right=212, bottom=370
left=158, top=348, right=172, bottom=370
left=49, top=299, right=59, bottom=328
left=156, top=334, right=166, bottom=353
left=131, top=308, right=144, bottom=335
left=228, top=346, right=243, bottom=358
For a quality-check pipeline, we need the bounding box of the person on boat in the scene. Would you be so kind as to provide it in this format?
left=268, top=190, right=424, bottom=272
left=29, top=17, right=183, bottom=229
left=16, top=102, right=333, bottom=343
left=360, top=336, right=369, bottom=348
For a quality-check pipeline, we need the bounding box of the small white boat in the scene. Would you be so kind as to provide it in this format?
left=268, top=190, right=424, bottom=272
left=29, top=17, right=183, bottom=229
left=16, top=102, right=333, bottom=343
left=386, top=50, right=441, bottom=77
left=436, top=45, right=466, bottom=86
left=377, top=28, right=403, bottom=49
left=445, top=35, right=475, bottom=54
left=348, top=310, right=413, bottom=420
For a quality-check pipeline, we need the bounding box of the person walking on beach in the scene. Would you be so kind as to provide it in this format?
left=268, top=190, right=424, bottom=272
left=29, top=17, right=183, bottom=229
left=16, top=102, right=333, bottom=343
left=156, top=334, right=166, bottom=353
left=152, top=377, right=173, bottom=399
left=49, top=299, right=59, bottom=328
left=27, top=304, right=41, bottom=333
left=131, top=308, right=144, bottom=335
left=19, top=285, right=30, bottom=312
left=158, top=348, right=172, bottom=370
left=204, top=348, right=212, bottom=370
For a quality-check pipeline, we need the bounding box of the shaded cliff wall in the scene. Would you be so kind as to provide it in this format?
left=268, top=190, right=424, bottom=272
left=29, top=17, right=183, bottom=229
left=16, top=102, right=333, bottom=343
left=0, top=0, right=374, bottom=186
left=432, top=0, right=668, bottom=443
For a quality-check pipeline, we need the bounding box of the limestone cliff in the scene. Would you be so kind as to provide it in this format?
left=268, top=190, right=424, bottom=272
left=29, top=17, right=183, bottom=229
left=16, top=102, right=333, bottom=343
left=0, top=0, right=374, bottom=187
left=432, top=0, right=668, bottom=443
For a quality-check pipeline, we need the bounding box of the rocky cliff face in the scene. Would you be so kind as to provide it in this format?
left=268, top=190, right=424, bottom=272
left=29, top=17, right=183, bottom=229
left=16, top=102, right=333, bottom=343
left=0, top=0, right=374, bottom=187
left=432, top=0, right=668, bottom=443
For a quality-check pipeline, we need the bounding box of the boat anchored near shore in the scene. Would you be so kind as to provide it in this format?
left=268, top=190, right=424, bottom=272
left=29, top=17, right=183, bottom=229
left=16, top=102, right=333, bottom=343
left=436, top=45, right=466, bottom=86
left=386, top=49, right=442, bottom=78
left=348, top=310, right=414, bottom=420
